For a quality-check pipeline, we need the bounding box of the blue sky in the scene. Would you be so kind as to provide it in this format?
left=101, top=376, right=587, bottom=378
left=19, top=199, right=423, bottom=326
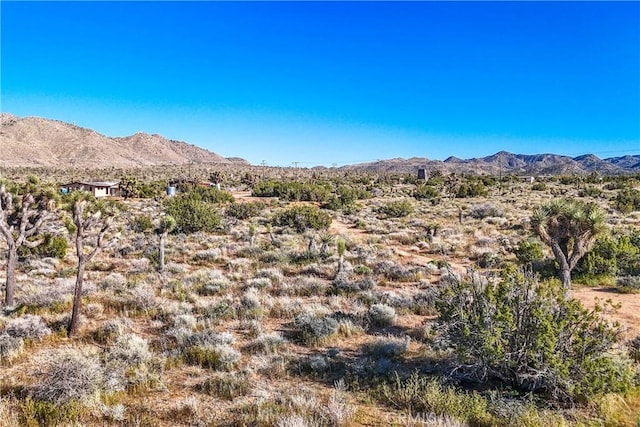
left=2, top=1, right=639, bottom=167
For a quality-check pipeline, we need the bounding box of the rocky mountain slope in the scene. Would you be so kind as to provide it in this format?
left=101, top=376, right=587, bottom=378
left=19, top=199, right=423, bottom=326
left=0, top=113, right=245, bottom=168
left=341, top=151, right=640, bottom=175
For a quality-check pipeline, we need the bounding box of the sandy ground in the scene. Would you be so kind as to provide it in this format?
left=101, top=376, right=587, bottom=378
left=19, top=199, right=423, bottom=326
left=574, top=287, right=640, bottom=341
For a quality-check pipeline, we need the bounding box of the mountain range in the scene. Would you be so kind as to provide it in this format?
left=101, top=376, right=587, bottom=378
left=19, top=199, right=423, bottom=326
left=1, top=113, right=638, bottom=175
left=0, top=113, right=246, bottom=168
left=341, top=151, right=639, bottom=175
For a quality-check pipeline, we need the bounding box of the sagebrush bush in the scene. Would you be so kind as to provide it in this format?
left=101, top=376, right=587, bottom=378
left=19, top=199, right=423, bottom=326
left=3, top=315, right=52, bottom=340
left=184, top=344, right=240, bottom=371
left=245, top=332, right=287, bottom=354
left=197, top=372, right=251, bottom=400
left=32, top=349, right=104, bottom=405
left=469, top=203, right=503, bottom=219
left=0, top=333, right=24, bottom=363
left=293, top=314, right=339, bottom=346
left=368, top=304, right=396, bottom=327
left=366, top=335, right=409, bottom=359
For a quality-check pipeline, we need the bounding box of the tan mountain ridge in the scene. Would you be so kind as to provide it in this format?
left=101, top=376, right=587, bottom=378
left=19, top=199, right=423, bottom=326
left=0, top=113, right=245, bottom=168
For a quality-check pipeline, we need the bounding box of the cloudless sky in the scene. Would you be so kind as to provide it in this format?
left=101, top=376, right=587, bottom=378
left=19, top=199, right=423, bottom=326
left=2, top=1, right=639, bottom=166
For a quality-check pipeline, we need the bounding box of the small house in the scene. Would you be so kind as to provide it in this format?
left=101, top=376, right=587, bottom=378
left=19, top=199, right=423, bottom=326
left=61, top=181, right=120, bottom=198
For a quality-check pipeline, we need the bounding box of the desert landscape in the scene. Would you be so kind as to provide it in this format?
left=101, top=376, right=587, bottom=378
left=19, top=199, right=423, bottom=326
left=0, top=116, right=639, bottom=426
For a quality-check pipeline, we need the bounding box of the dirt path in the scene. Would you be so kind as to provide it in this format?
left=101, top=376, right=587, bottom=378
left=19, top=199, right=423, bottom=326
left=573, top=287, right=640, bottom=340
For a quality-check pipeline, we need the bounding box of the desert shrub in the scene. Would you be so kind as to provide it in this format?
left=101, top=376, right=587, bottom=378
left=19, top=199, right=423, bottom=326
left=225, top=201, right=266, bottom=220
left=252, top=179, right=332, bottom=202
left=272, top=205, right=332, bottom=233
left=3, top=315, right=52, bottom=340
left=331, top=275, right=375, bottom=295
left=245, top=332, right=287, bottom=354
left=200, top=301, right=237, bottom=323
left=188, top=186, right=235, bottom=204
left=19, top=398, right=86, bottom=426
left=17, top=233, right=68, bottom=259
left=197, top=372, right=251, bottom=400
left=614, top=188, right=640, bottom=213
left=378, top=199, right=414, bottom=218
left=456, top=181, right=488, bottom=198
left=131, top=214, right=154, bottom=232
left=579, top=185, right=602, bottom=198
left=92, top=319, right=127, bottom=345
left=413, top=184, right=440, bottom=200
left=293, top=314, right=339, bottom=346
left=469, top=203, right=503, bottom=219
left=368, top=304, right=396, bottom=327
left=164, top=193, right=221, bottom=233
left=578, top=233, right=640, bottom=277
left=615, top=276, right=640, bottom=293
left=436, top=267, right=636, bottom=403
left=513, top=239, right=545, bottom=265
left=0, top=333, right=24, bottom=363
left=531, top=182, right=547, bottom=191
left=184, top=344, right=240, bottom=371
left=104, top=333, right=161, bottom=392
left=365, top=336, right=409, bottom=359
left=380, top=372, right=492, bottom=426
left=32, top=349, right=104, bottom=405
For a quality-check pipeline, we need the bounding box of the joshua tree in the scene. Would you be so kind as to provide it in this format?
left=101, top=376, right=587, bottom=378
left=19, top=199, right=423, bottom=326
left=156, top=215, right=176, bottom=273
left=0, top=179, right=56, bottom=307
left=531, top=199, right=605, bottom=290
left=66, top=194, right=122, bottom=335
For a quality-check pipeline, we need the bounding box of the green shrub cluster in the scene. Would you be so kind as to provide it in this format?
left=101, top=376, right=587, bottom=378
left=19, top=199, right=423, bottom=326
left=17, top=234, right=68, bottom=259
left=188, top=186, right=235, bottom=204
left=378, top=199, right=414, bottom=218
left=164, top=194, right=221, bottom=233
left=578, top=233, right=640, bottom=277
left=615, top=188, right=640, bottom=213
left=272, top=205, right=332, bottom=232
left=413, top=184, right=440, bottom=200
left=513, top=240, right=544, bottom=265
left=456, top=181, right=488, bottom=198
left=225, top=201, right=266, bottom=220
left=436, top=267, right=636, bottom=403
left=252, top=180, right=332, bottom=202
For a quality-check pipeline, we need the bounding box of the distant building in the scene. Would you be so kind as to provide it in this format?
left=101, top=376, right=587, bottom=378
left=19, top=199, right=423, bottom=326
left=61, top=181, right=120, bottom=198
left=417, top=168, right=427, bottom=180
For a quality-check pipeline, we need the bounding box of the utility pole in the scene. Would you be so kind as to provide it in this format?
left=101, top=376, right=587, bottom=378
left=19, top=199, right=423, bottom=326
left=292, top=161, right=299, bottom=168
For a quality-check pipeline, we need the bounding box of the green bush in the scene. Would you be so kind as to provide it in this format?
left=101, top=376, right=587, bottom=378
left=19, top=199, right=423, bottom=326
left=272, top=205, right=332, bottom=233
left=531, top=182, right=547, bottom=191
left=252, top=180, right=332, bottom=202
left=413, top=185, right=440, bottom=200
left=189, top=186, right=235, bottom=204
left=18, top=234, right=68, bottom=259
left=578, top=233, right=640, bottom=276
left=379, top=199, right=414, bottom=218
left=614, top=188, right=640, bottom=213
left=131, top=214, right=154, bottom=233
left=164, top=194, right=221, bottom=233
left=436, top=267, right=636, bottom=403
left=513, top=240, right=545, bottom=265
left=225, top=201, right=265, bottom=220
left=456, top=181, right=488, bottom=198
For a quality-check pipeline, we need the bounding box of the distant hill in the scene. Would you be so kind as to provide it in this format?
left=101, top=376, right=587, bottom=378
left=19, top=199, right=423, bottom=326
left=342, top=150, right=640, bottom=175
left=0, top=113, right=246, bottom=168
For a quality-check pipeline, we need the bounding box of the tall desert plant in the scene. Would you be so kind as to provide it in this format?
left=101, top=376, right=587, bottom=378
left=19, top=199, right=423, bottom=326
left=0, top=179, right=57, bottom=307
left=531, top=199, right=605, bottom=290
left=64, top=193, right=122, bottom=335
